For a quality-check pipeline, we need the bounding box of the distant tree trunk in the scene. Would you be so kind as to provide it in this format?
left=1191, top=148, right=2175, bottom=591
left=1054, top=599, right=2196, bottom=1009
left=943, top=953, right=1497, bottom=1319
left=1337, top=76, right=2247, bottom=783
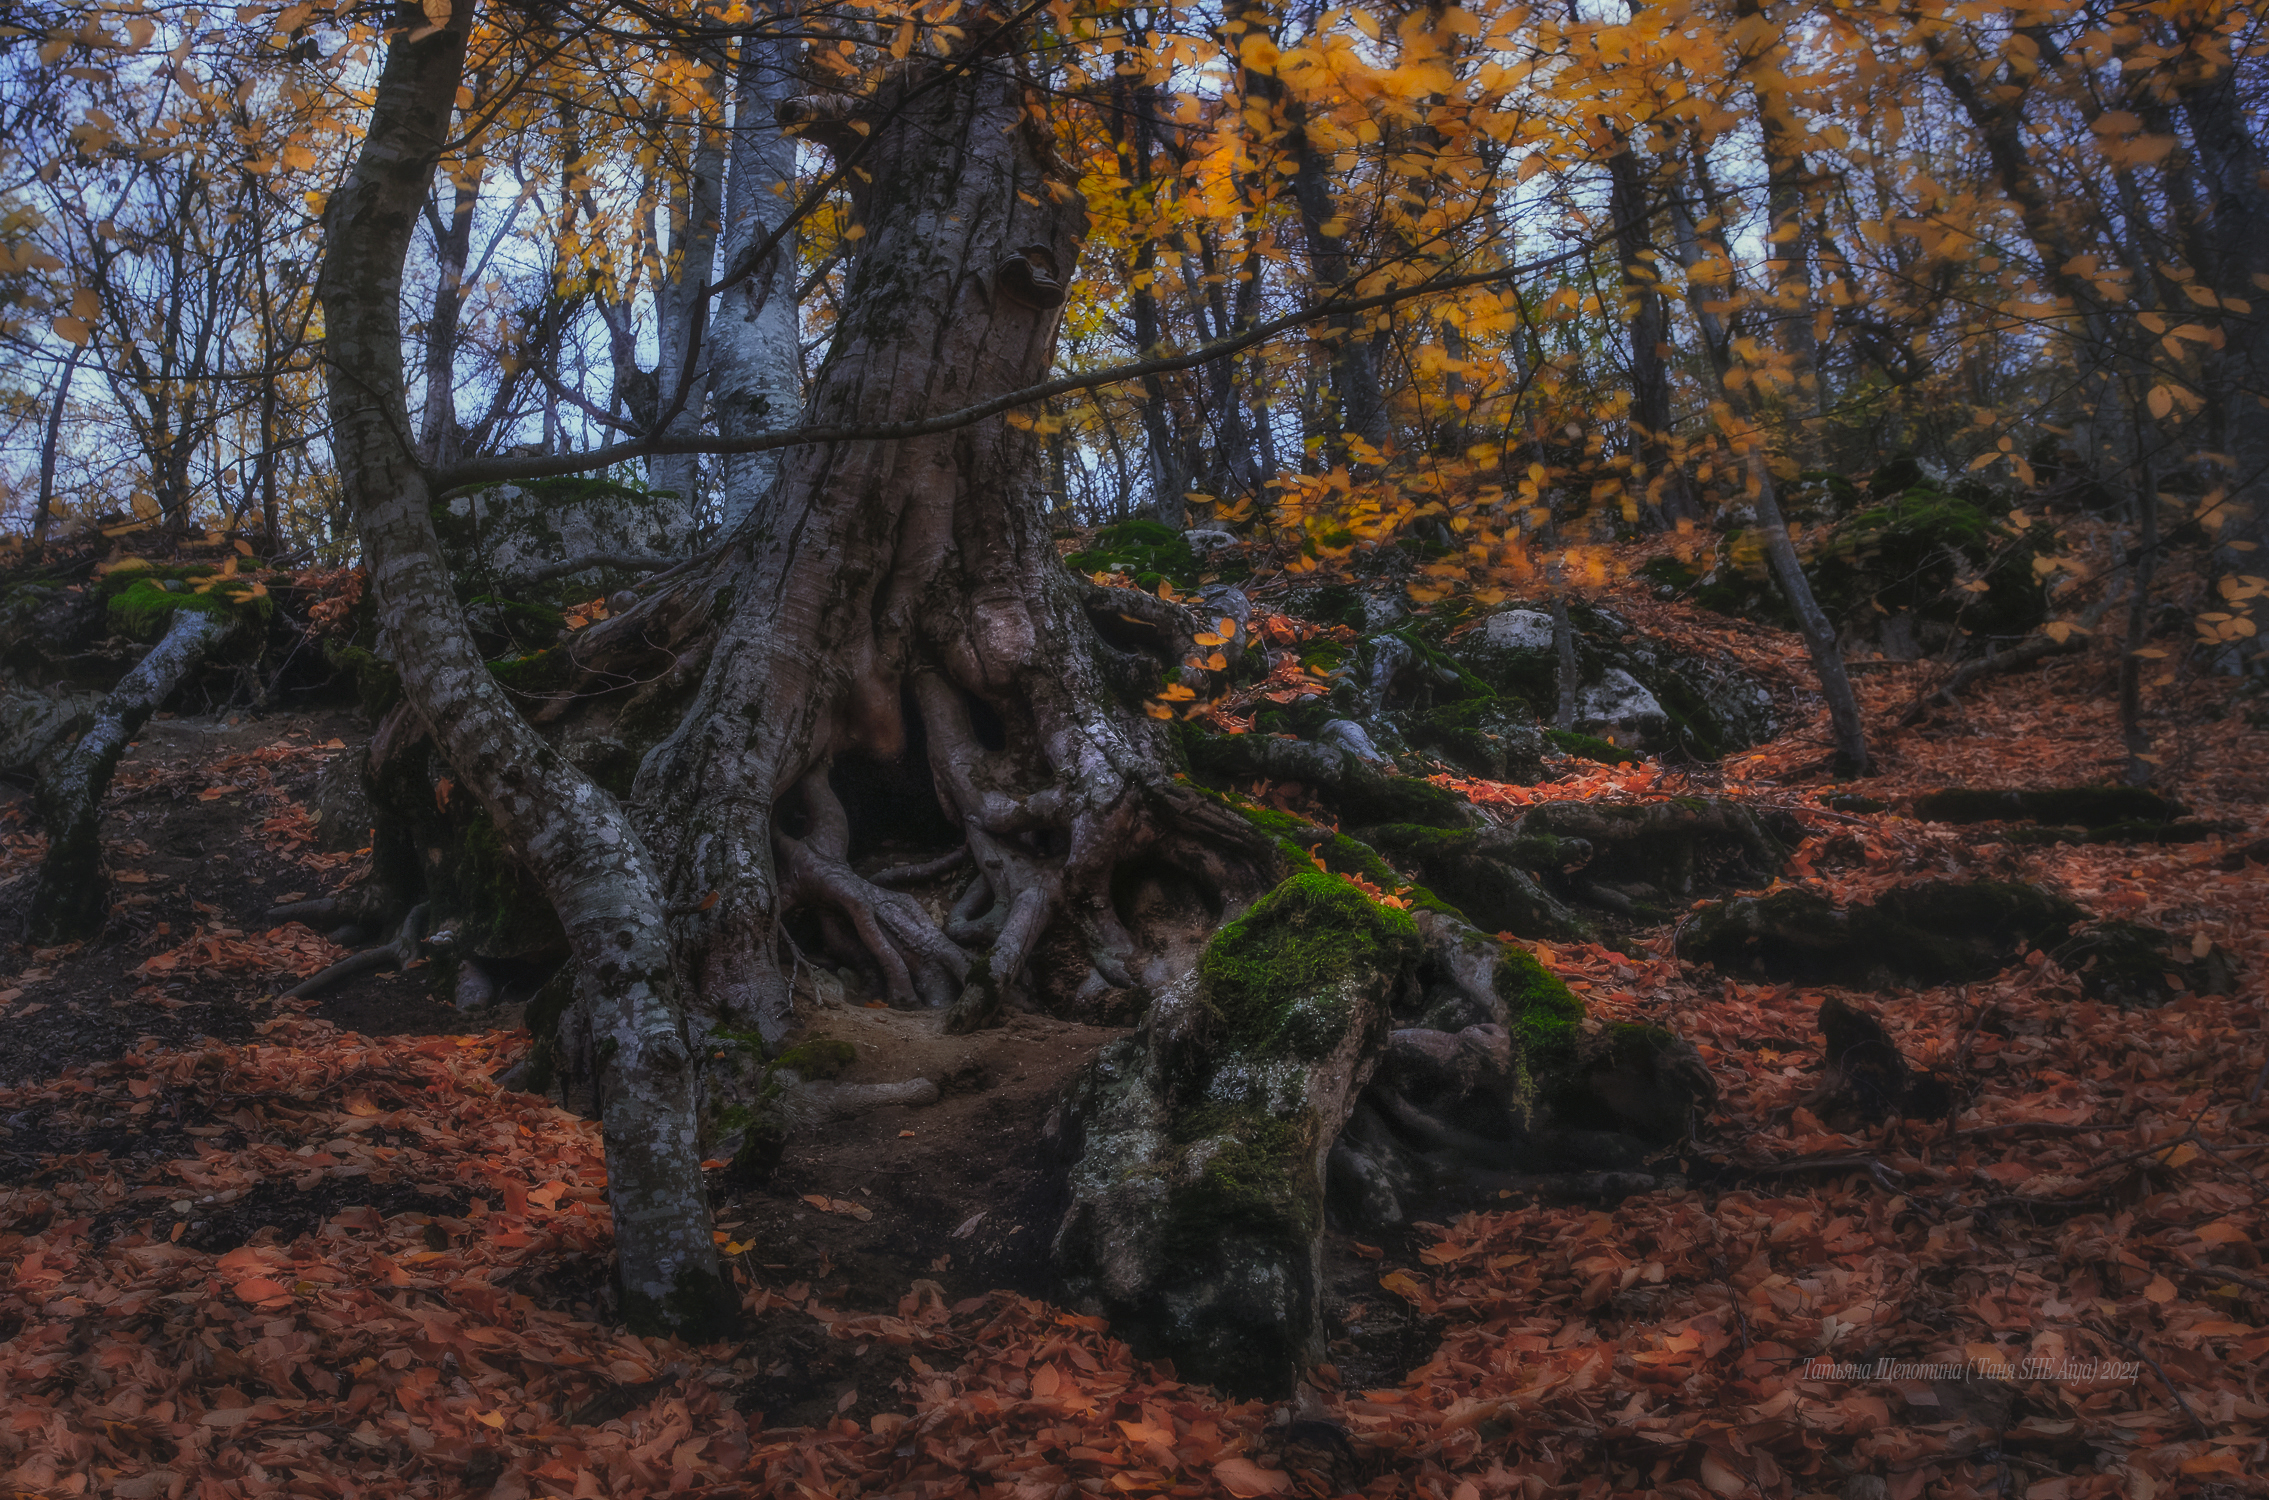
left=2119, top=408, right=2164, bottom=784
left=1735, top=0, right=1823, bottom=472
left=709, top=29, right=804, bottom=532
left=417, top=154, right=482, bottom=468
left=1671, top=164, right=1871, bottom=774
left=315, top=1, right=728, bottom=1335
left=29, top=608, right=244, bottom=941
left=31, top=346, right=81, bottom=559
left=1550, top=585, right=1579, bottom=731
left=2176, top=59, right=2269, bottom=624
left=1605, top=145, right=1691, bottom=521
left=646, top=94, right=727, bottom=515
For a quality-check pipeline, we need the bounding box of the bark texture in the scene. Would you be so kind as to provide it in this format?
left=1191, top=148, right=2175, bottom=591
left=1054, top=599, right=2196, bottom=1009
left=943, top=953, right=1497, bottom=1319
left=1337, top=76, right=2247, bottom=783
left=314, top=2, right=727, bottom=1334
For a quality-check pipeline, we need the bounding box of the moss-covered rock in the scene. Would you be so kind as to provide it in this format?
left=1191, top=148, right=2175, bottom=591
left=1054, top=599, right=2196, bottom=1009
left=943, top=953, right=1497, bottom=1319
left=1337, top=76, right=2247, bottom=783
left=1180, top=726, right=1477, bottom=830
left=1689, top=482, right=2049, bottom=658
left=0, top=687, right=101, bottom=777
left=321, top=640, right=401, bottom=718
left=1911, top=786, right=2185, bottom=827
left=1679, top=879, right=2084, bottom=988
left=104, top=575, right=270, bottom=645
left=1546, top=727, right=1639, bottom=765
left=2005, top=819, right=2225, bottom=847
left=436, top=477, right=688, bottom=605
left=1400, top=696, right=1548, bottom=782
left=2050, top=921, right=2240, bottom=1007
left=1063, top=518, right=1233, bottom=591
left=1199, top=871, right=1419, bottom=1056
left=1356, top=823, right=1590, bottom=940
left=366, top=735, right=565, bottom=965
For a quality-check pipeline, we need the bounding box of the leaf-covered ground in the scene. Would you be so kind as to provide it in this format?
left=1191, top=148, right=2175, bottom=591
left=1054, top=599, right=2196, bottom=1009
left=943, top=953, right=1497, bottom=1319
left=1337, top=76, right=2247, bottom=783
left=3, top=578, right=2265, bottom=1500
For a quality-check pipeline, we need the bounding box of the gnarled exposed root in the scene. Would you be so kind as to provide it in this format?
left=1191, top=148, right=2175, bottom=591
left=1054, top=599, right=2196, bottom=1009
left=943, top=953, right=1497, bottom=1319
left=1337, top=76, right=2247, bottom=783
left=285, top=903, right=430, bottom=999
left=777, top=767, right=968, bottom=1010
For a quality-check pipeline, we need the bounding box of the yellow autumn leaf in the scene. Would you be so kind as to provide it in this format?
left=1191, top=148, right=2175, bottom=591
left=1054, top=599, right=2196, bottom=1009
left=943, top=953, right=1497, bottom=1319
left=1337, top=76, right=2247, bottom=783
left=2147, top=385, right=2173, bottom=420
left=52, top=315, right=90, bottom=346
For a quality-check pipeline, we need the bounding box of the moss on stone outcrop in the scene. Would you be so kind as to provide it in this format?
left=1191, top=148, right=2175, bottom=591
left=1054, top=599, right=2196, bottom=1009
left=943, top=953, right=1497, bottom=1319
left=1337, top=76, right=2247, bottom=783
left=1679, top=879, right=2085, bottom=988
left=1545, top=727, right=1639, bottom=765
left=2051, top=921, right=2240, bottom=1007
left=1180, top=727, right=1474, bottom=830
left=1496, top=943, right=1585, bottom=1072
left=1911, top=786, right=2185, bottom=827
left=104, top=576, right=269, bottom=644
left=1063, top=518, right=1229, bottom=590
left=1355, top=823, right=1590, bottom=941
left=1164, top=1103, right=1319, bottom=1256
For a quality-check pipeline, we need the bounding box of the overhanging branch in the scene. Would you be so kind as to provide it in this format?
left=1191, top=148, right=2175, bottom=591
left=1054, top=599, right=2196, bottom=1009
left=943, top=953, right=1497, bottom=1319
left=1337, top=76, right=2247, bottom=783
left=430, top=234, right=1614, bottom=493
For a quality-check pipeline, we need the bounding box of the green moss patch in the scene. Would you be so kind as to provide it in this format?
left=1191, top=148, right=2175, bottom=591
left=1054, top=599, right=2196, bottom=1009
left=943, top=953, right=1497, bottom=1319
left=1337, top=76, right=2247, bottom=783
left=104, top=577, right=267, bottom=644
left=1545, top=727, right=1639, bottom=765
left=1165, top=1104, right=1319, bottom=1254
left=1496, top=944, right=1585, bottom=1070
left=1199, top=870, right=1418, bottom=1057
left=1064, top=519, right=1224, bottom=590
left=1357, top=823, right=1590, bottom=941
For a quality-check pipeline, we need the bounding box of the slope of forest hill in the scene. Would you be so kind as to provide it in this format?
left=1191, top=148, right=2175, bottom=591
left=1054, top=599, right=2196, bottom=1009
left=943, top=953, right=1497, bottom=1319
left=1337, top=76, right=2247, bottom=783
left=3, top=566, right=2268, bottom=1500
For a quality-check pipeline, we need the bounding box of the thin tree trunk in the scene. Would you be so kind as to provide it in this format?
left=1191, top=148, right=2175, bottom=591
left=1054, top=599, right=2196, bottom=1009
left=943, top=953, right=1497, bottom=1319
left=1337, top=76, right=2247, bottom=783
left=314, top=2, right=727, bottom=1335
left=1605, top=145, right=1690, bottom=521
left=1550, top=586, right=1579, bottom=731
left=31, top=346, right=81, bottom=560
left=647, top=94, right=728, bottom=515
left=2178, top=63, right=2269, bottom=610
left=2120, top=414, right=2162, bottom=784
left=29, top=609, right=243, bottom=941
left=418, top=156, right=481, bottom=467
left=1669, top=158, right=1871, bottom=774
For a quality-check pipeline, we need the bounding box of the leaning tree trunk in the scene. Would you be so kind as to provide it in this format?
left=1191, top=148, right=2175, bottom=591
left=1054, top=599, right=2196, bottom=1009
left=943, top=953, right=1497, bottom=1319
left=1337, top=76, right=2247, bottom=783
left=313, top=2, right=727, bottom=1336
left=28, top=607, right=244, bottom=941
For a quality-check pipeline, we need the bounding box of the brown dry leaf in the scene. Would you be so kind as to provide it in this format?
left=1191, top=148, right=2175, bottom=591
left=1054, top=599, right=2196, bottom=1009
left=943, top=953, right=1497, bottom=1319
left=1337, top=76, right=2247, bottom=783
left=1212, top=1456, right=1296, bottom=1496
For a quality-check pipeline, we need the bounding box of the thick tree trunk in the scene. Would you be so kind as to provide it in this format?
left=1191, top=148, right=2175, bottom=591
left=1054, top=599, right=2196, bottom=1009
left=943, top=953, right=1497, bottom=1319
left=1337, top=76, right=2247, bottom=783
left=28, top=608, right=244, bottom=941
left=631, top=38, right=1271, bottom=1053
left=314, top=3, right=727, bottom=1335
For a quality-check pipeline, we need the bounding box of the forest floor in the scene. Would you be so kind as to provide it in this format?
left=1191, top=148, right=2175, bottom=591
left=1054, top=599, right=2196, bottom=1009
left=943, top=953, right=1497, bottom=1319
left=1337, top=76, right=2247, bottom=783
left=2, top=576, right=2266, bottom=1500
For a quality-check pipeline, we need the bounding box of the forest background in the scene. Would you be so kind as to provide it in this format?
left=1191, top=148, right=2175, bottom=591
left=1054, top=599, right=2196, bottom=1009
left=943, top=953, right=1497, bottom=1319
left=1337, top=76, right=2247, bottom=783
left=1, top=0, right=2268, bottom=1496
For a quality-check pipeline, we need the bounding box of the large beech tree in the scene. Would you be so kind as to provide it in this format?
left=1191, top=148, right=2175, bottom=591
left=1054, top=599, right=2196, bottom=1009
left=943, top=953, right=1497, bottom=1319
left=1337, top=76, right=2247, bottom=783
left=316, top=0, right=1302, bottom=1332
